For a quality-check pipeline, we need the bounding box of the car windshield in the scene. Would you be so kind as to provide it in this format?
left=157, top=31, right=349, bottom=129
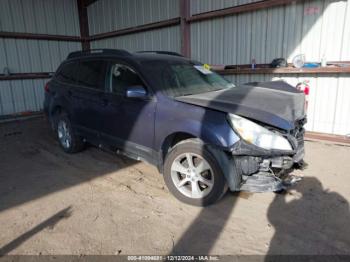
left=143, top=61, right=235, bottom=97
left=166, top=64, right=235, bottom=97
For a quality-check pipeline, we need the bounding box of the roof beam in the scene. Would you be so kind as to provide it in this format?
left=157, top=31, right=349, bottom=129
left=0, top=72, right=53, bottom=81
left=187, top=0, right=308, bottom=23
left=180, top=0, right=191, bottom=58
left=0, top=31, right=82, bottom=42
left=77, top=0, right=91, bottom=50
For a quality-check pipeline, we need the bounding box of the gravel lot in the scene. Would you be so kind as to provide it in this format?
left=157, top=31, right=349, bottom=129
left=0, top=117, right=349, bottom=255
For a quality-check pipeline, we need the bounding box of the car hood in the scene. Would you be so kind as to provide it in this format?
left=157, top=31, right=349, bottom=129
left=175, top=80, right=306, bottom=131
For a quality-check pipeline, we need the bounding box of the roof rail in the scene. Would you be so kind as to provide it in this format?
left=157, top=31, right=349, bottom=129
left=67, top=49, right=131, bottom=59
left=136, top=51, right=184, bottom=57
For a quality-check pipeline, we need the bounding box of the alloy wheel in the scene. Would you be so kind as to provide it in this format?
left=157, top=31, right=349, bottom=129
left=57, top=120, right=72, bottom=149
left=170, top=153, right=214, bottom=199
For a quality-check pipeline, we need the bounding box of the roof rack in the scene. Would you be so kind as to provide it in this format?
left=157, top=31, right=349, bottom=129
left=136, top=51, right=184, bottom=57
left=67, top=49, right=131, bottom=59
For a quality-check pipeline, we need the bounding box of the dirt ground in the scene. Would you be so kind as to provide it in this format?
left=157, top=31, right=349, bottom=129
left=0, top=117, right=349, bottom=255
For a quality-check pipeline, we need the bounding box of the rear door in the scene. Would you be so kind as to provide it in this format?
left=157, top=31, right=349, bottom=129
left=70, top=60, right=108, bottom=143
left=99, top=62, right=156, bottom=163
left=52, top=61, right=80, bottom=123
left=53, top=60, right=78, bottom=107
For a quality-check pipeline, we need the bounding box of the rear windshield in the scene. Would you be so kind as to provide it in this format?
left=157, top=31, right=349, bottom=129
left=142, top=61, right=234, bottom=97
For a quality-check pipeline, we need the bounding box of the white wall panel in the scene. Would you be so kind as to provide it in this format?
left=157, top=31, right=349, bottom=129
left=191, top=0, right=350, bottom=64
left=191, top=0, right=350, bottom=135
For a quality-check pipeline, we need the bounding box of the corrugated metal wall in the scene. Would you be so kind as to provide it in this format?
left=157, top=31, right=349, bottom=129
left=0, top=0, right=81, bottom=116
left=0, top=79, right=47, bottom=116
left=88, top=0, right=181, bottom=53
left=191, top=0, right=350, bottom=64
left=91, top=26, right=181, bottom=53
left=0, top=0, right=82, bottom=72
left=88, top=0, right=180, bottom=35
left=0, top=0, right=80, bottom=35
left=190, top=0, right=350, bottom=136
left=0, top=40, right=81, bottom=73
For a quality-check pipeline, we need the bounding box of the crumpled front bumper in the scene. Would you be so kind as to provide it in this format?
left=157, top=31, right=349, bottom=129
left=225, top=128, right=305, bottom=193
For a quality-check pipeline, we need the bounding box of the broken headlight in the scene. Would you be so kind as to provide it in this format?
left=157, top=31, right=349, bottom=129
left=228, top=114, right=293, bottom=151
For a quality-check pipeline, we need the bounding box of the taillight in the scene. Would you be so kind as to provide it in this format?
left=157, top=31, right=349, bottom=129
left=44, top=82, right=50, bottom=93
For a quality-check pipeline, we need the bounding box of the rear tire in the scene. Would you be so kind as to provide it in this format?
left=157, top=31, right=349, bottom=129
left=163, top=139, right=227, bottom=206
left=56, top=113, right=85, bottom=153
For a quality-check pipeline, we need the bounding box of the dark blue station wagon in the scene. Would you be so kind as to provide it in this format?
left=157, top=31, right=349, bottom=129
left=44, top=49, right=306, bottom=206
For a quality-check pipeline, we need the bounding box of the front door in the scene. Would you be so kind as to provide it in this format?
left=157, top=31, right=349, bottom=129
left=100, top=62, right=156, bottom=163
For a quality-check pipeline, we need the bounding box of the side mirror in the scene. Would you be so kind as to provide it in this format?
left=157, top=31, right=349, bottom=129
left=126, top=85, right=148, bottom=99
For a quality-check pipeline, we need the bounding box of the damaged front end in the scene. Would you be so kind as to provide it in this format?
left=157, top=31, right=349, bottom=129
left=176, top=79, right=307, bottom=193
left=234, top=154, right=303, bottom=193
left=226, top=116, right=306, bottom=193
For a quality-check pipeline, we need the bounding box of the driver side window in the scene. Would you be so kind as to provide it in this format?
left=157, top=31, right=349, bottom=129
left=110, top=64, right=144, bottom=96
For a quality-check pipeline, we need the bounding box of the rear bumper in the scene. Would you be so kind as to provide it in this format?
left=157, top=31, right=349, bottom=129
left=43, top=93, right=50, bottom=117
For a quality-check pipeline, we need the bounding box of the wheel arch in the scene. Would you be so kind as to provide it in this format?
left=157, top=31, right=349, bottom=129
left=49, top=103, right=71, bottom=130
left=160, top=132, right=197, bottom=165
left=159, top=131, right=242, bottom=191
left=48, top=104, right=63, bottom=130
left=159, top=122, right=234, bottom=161
left=159, top=127, right=231, bottom=170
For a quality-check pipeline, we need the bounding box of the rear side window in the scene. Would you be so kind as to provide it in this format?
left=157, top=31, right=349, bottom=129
left=109, top=64, right=144, bottom=96
left=75, top=60, right=107, bottom=90
left=56, top=62, right=78, bottom=84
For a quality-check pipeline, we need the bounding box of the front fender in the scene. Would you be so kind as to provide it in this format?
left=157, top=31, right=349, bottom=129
left=154, top=98, right=240, bottom=152
left=169, top=119, right=240, bottom=150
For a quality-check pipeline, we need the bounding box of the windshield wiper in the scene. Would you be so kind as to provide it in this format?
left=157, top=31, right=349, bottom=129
left=180, top=93, right=194, bottom=96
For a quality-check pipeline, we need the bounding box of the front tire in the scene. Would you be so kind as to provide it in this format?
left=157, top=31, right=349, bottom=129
left=163, top=139, right=227, bottom=206
left=56, top=113, right=85, bottom=153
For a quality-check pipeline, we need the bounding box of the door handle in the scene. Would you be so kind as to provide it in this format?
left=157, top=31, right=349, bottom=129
left=101, top=98, right=109, bottom=106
